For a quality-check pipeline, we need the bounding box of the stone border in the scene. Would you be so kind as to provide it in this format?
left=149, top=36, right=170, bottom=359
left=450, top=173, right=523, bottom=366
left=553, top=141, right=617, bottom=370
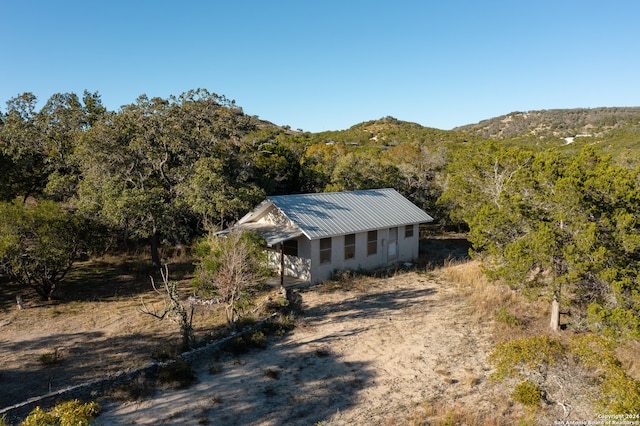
left=0, top=315, right=276, bottom=423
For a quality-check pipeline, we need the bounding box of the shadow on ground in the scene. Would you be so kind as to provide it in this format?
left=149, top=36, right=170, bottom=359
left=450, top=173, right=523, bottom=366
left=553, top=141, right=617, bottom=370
left=0, top=330, right=174, bottom=408
left=420, top=235, right=471, bottom=267
left=300, top=286, right=437, bottom=325
left=100, top=306, right=379, bottom=425
left=0, top=256, right=194, bottom=310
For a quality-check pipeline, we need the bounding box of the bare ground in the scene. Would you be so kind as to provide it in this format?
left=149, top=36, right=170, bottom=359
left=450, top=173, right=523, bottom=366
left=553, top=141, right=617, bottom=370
left=2, top=238, right=621, bottom=424
left=0, top=258, right=218, bottom=409
left=97, top=269, right=520, bottom=425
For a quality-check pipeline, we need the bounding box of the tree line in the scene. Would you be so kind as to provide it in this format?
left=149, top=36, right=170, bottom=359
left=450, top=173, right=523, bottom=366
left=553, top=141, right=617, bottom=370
left=1, top=89, right=639, bottom=341
left=0, top=89, right=447, bottom=300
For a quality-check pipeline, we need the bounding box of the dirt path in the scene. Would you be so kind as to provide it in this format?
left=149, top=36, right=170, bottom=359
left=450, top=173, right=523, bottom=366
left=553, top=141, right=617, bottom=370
left=99, top=271, right=512, bottom=425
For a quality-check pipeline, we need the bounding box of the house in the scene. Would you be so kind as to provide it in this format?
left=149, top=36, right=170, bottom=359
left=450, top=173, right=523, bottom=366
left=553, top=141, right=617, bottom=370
left=230, top=188, right=434, bottom=285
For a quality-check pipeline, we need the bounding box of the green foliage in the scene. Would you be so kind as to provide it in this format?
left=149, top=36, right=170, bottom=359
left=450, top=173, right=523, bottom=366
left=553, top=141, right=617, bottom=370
left=222, top=330, right=270, bottom=355
left=270, top=313, right=296, bottom=336
left=325, top=151, right=403, bottom=192
left=248, top=331, right=267, bottom=349
left=0, top=200, right=94, bottom=300
left=489, top=335, right=565, bottom=382
left=193, top=229, right=271, bottom=327
left=252, top=138, right=303, bottom=195
left=0, top=92, right=106, bottom=203
left=489, top=335, right=565, bottom=409
left=75, top=89, right=264, bottom=264
left=570, top=334, right=640, bottom=414
left=587, top=303, right=640, bottom=340
left=510, top=380, right=542, bottom=408
left=493, top=306, right=522, bottom=327
left=438, top=140, right=535, bottom=228
left=441, top=143, right=640, bottom=338
left=456, top=107, right=640, bottom=141
left=21, top=399, right=101, bottom=426
left=180, top=156, right=264, bottom=228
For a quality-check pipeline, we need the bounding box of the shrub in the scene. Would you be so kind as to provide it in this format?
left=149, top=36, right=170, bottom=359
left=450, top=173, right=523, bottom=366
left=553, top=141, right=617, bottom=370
left=157, top=359, right=195, bottom=389
left=222, top=336, right=250, bottom=355
left=489, top=335, right=565, bottom=382
left=110, top=374, right=155, bottom=401
left=21, top=399, right=101, bottom=426
left=248, top=331, right=267, bottom=349
left=263, top=313, right=296, bottom=336
left=489, top=335, right=564, bottom=409
left=587, top=303, right=640, bottom=340
left=222, top=329, right=270, bottom=356
left=38, top=349, right=62, bottom=365
left=511, top=380, right=542, bottom=407
left=494, top=306, right=522, bottom=327
left=570, top=334, right=640, bottom=414
left=234, top=316, right=257, bottom=330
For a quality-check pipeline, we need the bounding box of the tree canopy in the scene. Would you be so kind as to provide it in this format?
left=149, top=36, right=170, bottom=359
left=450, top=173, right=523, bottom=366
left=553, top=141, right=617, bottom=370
left=3, top=87, right=640, bottom=337
left=439, top=142, right=640, bottom=338
left=0, top=200, right=96, bottom=300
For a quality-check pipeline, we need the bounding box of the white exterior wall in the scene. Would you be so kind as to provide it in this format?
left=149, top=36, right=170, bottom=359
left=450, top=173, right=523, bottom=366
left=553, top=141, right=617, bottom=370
left=308, top=224, right=421, bottom=284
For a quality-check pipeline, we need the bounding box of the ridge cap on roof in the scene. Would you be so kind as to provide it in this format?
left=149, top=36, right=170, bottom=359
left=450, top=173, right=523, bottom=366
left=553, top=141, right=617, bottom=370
left=267, top=187, right=396, bottom=200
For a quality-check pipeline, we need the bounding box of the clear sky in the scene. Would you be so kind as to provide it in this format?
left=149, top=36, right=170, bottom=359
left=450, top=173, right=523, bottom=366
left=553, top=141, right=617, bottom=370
left=1, top=1, right=639, bottom=132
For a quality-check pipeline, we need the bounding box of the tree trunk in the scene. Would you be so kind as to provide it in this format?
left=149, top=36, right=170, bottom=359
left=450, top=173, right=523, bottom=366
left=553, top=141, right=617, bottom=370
left=550, top=295, right=560, bottom=332
left=225, top=304, right=235, bottom=329
left=150, top=232, right=161, bottom=268
left=47, top=283, right=57, bottom=301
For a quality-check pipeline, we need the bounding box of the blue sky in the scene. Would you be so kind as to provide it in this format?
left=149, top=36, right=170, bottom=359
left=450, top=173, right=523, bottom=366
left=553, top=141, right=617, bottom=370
left=1, top=1, right=639, bottom=132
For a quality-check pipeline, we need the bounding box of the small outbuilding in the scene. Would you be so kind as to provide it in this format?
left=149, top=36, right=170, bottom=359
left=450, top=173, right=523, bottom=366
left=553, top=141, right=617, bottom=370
left=231, top=188, right=434, bottom=285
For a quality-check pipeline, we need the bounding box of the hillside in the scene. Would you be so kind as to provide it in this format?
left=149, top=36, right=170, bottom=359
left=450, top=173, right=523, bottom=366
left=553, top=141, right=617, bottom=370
left=293, top=108, right=640, bottom=162
left=302, top=116, right=484, bottom=147
left=453, top=107, right=640, bottom=140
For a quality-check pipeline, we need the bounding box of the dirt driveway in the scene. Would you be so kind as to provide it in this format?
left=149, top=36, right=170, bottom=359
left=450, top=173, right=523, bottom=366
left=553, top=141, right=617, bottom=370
left=99, top=270, right=514, bottom=425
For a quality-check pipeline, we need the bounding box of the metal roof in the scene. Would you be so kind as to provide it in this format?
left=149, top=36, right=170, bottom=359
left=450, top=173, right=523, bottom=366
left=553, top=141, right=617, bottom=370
left=261, top=188, right=433, bottom=240
left=236, top=222, right=304, bottom=246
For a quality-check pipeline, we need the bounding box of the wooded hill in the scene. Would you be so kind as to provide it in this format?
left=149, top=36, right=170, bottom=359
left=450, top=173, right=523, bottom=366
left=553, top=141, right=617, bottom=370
left=455, top=107, right=640, bottom=139
left=453, top=107, right=640, bottom=164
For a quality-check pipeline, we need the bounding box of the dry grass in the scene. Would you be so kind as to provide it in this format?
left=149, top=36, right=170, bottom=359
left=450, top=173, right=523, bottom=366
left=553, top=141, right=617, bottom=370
left=436, top=258, right=550, bottom=341
left=616, top=340, right=640, bottom=380
left=404, top=399, right=523, bottom=426
left=397, top=258, right=554, bottom=425
left=318, top=271, right=380, bottom=293
left=0, top=254, right=276, bottom=408
left=437, top=259, right=516, bottom=319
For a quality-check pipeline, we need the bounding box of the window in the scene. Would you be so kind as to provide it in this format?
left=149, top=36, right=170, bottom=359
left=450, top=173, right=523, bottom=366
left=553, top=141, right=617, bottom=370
left=282, top=240, right=298, bottom=256
left=367, top=230, right=377, bottom=256
left=320, top=238, right=332, bottom=264
left=344, top=234, right=356, bottom=260
left=405, top=225, right=414, bottom=238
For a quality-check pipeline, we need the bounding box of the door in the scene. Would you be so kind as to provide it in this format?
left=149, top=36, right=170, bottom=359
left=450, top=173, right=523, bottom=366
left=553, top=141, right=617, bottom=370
left=388, top=227, right=398, bottom=262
